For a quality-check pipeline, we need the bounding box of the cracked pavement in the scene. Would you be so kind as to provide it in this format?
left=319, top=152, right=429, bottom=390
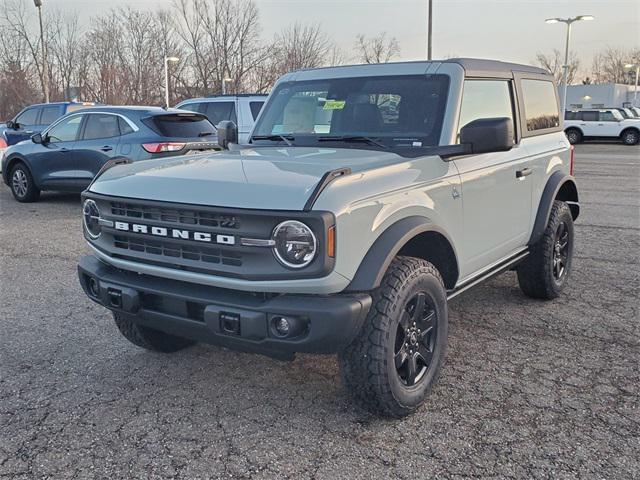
left=1, top=143, right=638, bottom=479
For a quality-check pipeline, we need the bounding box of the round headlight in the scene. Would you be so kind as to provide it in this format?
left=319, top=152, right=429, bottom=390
left=83, top=199, right=101, bottom=239
left=272, top=220, right=317, bottom=269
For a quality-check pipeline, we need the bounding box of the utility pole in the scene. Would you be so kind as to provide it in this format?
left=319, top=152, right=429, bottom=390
left=427, top=0, right=433, bottom=60
left=164, top=56, right=179, bottom=108
left=34, top=0, right=49, bottom=103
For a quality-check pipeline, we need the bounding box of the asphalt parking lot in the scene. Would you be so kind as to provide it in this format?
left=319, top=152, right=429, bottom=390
left=0, top=143, right=638, bottom=479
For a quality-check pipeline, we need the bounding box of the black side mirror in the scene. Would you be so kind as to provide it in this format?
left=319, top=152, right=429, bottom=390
left=217, top=120, right=238, bottom=150
left=31, top=133, right=43, bottom=144
left=6, top=120, right=16, bottom=130
left=460, top=117, right=514, bottom=154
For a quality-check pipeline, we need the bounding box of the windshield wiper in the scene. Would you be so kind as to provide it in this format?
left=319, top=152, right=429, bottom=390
left=251, top=134, right=294, bottom=146
left=198, top=131, right=215, bottom=137
left=317, top=135, right=389, bottom=149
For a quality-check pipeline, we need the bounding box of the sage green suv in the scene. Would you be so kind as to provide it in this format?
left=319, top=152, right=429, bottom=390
left=78, top=59, right=579, bottom=417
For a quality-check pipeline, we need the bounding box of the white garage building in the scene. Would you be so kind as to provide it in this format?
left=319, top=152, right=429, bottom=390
left=565, top=84, right=638, bottom=109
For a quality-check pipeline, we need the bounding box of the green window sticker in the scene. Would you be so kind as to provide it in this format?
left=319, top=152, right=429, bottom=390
left=323, top=100, right=346, bottom=110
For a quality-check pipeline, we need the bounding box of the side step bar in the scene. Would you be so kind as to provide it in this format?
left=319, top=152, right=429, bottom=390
left=446, top=250, right=529, bottom=300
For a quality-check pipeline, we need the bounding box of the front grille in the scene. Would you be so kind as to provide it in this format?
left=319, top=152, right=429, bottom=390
left=113, top=234, right=242, bottom=266
left=86, top=194, right=334, bottom=280
left=111, top=202, right=240, bottom=229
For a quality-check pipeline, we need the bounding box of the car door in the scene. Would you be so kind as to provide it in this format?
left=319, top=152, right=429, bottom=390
left=453, top=79, right=532, bottom=276
left=30, top=114, right=82, bottom=188
left=5, top=106, right=42, bottom=145
left=599, top=111, right=622, bottom=136
left=579, top=110, right=599, bottom=136
left=73, top=113, right=121, bottom=183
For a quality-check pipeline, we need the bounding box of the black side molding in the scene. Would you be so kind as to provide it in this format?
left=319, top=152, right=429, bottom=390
left=303, top=167, right=352, bottom=211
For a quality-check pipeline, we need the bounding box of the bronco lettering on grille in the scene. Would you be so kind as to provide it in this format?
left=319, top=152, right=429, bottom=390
left=114, top=221, right=235, bottom=245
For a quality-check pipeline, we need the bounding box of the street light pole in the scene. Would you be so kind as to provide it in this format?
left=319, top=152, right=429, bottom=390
left=427, top=0, right=433, bottom=60
left=34, top=0, right=49, bottom=103
left=545, top=15, right=594, bottom=114
left=164, top=56, right=179, bottom=108
left=625, top=63, right=639, bottom=107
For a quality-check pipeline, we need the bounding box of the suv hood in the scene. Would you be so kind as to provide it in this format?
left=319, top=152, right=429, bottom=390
left=89, top=146, right=403, bottom=210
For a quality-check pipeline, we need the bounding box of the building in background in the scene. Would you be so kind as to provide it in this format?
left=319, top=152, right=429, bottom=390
left=565, top=84, right=637, bottom=110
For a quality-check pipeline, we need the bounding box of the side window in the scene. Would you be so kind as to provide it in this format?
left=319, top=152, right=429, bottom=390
left=520, top=79, right=560, bottom=132
left=599, top=111, right=617, bottom=122
left=39, top=106, right=61, bottom=125
left=249, top=101, right=264, bottom=121
left=457, top=80, right=515, bottom=141
left=582, top=111, right=598, bottom=121
left=118, top=117, right=134, bottom=135
left=180, top=102, right=204, bottom=113
left=15, top=108, right=40, bottom=125
left=82, top=114, right=120, bottom=140
left=47, top=115, right=82, bottom=142
left=565, top=111, right=576, bottom=120
left=204, top=101, right=237, bottom=125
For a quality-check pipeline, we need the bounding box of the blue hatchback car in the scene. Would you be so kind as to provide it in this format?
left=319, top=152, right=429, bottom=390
left=1, top=106, right=219, bottom=202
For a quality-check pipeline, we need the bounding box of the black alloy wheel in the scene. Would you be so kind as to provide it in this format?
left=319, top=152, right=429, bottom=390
left=552, top=221, right=570, bottom=282
left=394, top=292, right=438, bottom=387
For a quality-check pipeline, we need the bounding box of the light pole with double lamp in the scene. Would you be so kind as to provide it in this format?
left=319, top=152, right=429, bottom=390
left=164, top=56, right=180, bottom=108
left=545, top=15, right=594, bottom=113
left=625, top=63, right=639, bottom=107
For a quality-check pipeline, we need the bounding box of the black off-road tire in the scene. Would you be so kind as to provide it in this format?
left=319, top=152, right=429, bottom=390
left=113, top=312, right=196, bottom=352
left=10, top=162, right=40, bottom=202
left=621, top=128, right=639, bottom=146
left=339, top=256, right=448, bottom=417
left=565, top=128, right=582, bottom=145
left=517, top=200, right=574, bottom=299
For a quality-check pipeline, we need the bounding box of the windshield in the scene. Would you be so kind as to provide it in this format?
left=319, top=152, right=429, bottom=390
left=252, top=74, right=450, bottom=149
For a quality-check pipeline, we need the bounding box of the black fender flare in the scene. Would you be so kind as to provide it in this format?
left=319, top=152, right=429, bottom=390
left=529, top=171, right=579, bottom=246
left=345, top=216, right=458, bottom=292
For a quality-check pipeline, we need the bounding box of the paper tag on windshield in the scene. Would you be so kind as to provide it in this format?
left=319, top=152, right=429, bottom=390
left=323, top=100, right=346, bottom=110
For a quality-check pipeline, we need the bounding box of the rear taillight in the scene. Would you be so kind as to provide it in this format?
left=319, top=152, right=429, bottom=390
left=569, top=145, right=575, bottom=176
left=0, top=137, right=7, bottom=149
left=142, top=142, right=186, bottom=153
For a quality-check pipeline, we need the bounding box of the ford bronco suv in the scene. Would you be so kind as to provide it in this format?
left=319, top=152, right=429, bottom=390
left=78, top=59, right=579, bottom=417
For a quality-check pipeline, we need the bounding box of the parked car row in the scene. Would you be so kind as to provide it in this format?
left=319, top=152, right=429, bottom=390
left=1, top=95, right=266, bottom=201
left=564, top=107, right=640, bottom=145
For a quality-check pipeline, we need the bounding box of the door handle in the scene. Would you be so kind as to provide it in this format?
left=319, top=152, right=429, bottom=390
left=516, top=168, right=532, bottom=178
left=100, top=146, right=113, bottom=152
left=60, top=148, right=70, bottom=153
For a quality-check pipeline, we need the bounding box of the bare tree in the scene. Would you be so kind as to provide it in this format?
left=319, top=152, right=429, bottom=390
left=354, top=32, right=400, bottom=64
left=592, top=46, right=640, bottom=84
left=1, top=0, right=52, bottom=102
left=273, top=22, right=333, bottom=73
left=49, top=12, right=83, bottom=101
left=534, top=49, right=580, bottom=85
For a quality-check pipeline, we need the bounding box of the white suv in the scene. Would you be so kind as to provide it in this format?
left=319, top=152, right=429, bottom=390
left=564, top=109, right=640, bottom=145
left=176, top=94, right=267, bottom=144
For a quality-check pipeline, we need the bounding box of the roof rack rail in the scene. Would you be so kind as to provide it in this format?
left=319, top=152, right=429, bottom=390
left=204, top=93, right=268, bottom=98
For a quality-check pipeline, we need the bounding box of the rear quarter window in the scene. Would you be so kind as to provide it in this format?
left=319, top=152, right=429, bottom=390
left=520, top=79, right=560, bottom=132
left=143, top=114, right=215, bottom=138
left=249, top=101, right=265, bottom=121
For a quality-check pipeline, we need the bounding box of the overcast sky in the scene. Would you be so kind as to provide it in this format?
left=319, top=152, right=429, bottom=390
left=35, top=0, right=640, bottom=68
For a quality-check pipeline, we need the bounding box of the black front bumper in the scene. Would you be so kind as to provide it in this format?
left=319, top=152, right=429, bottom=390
left=78, top=255, right=371, bottom=360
